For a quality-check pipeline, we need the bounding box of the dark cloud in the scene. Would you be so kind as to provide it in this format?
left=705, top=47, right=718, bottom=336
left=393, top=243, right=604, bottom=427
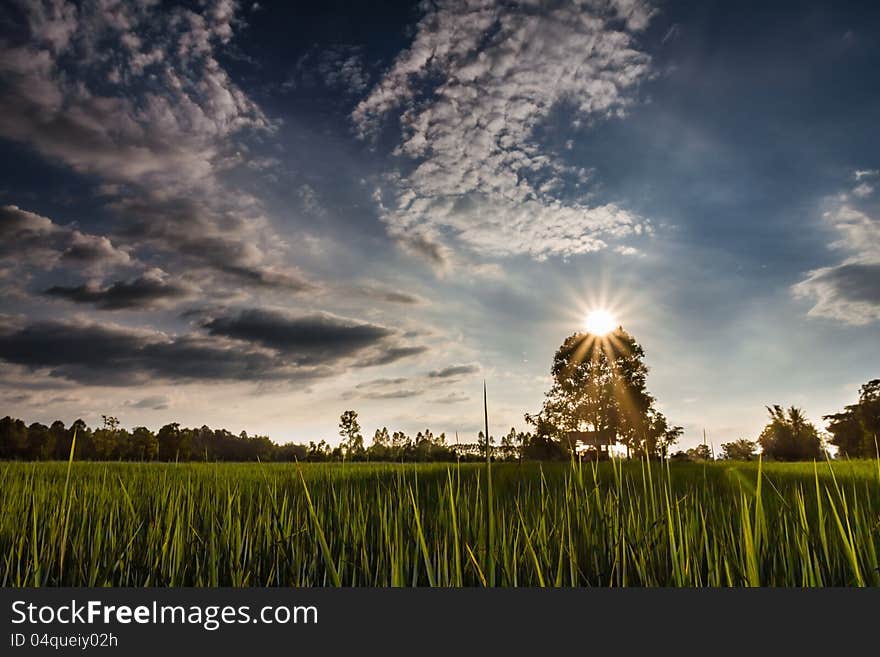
left=0, top=310, right=429, bottom=385
left=793, top=199, right=880, bottom=325
left=0, top=318, right=290, bottom=385
left=428, top=364, right=480, bottom=379
left=357, top=285, right=422, bottom=305
left=116, top=198, right=313, bottom=292
left=357, top=346, right=428, bottom=367
left=199, top=308, right=427, bottom=371
left=44, top=270, right=193, bottom=310
left=284, top=44, right=369, bottom=97
left=795, top=262, right=880, bottom=325
left=126, top=395, right=171, bottom=410
left=0, top=204, right=131, bottom=272
left=813, top=263, right=880, bottom=305
left=355, top=377, right=409, bottom=389
left=203, top=309, right=393, bottom=362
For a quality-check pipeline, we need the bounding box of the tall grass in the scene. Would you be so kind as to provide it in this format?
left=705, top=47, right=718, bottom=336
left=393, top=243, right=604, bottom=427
left=1, top=458, right=879, bottom=586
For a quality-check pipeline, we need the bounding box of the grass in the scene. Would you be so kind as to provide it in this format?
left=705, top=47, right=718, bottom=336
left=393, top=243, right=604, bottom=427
left=2, top=458, right=880, bottom=586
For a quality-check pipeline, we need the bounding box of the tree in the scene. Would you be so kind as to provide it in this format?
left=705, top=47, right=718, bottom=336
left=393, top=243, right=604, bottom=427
left=131, top=426, right=158, bottom=460
left=0, top=416, right=29, bottom=458
left=339, top=410, right=364, bottom=458
left=686, top=444, right=713, bottom=462
left=372, top=427, right=390, bottom=448
left=500, top=427, right=519, bottom=460
left=69, top=419, right=92, bottom=459
left=720, top=438, right=758, bottom=461
left=49, top=420, right=71, bottom=459
left=27, top=422, right=54, bottom=460
left=758, top=406, right=823, bottom=461
left=92, top=415, right=121, bottom=460
left=825, top=379, right=880, bottom=458
left=157, top=422, right=183, bottom=461
left=527, top=328, right=678, bottom=458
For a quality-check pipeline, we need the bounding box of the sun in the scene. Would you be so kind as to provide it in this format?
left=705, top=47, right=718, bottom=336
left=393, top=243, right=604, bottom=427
left=584, top=309, right=617, bottom=336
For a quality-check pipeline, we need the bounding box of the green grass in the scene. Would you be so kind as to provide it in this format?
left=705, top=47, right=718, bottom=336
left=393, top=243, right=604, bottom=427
left=2, top=458, right=880, bottom=586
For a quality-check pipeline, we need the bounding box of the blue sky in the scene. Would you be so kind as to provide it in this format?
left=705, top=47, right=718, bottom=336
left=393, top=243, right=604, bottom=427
left=0, top=0, right=878, bottom=449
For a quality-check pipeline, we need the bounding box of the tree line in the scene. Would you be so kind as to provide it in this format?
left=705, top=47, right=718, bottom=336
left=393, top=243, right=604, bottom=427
left=0, top=411, right=511, bottom=463
left=2, top=380, right=875, bottom=463
left=674, top=380, right=879, bottom=462
left=1, top=320, right=876, bottom=463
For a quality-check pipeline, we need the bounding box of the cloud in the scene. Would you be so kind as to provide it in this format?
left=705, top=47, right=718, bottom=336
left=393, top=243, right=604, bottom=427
left=346, top=376, right=425, bottom=400
left=0, top=305, right=428, bottom=385
left=361, top=388, right=424, bottom=400
left=852, top=183, right=874, bottom=198
left=109, top=190, right=312, bottom=293
left=356, top=284, right=423, bottom=305
left=284, top=44, right=369, bottom=97
left=793, top=193, right=880, bottom=325
left=354, top=0, right=655, bottom=265
left=0, top=1, right=308, bottom=295
left=0, top=317, right=290, bottom=385
left=44, top=269, right=194, bottom=310
left=428, top=363, right=480, bottom=379
left=0, top=0, right=269, bottom=193
left=0, top=204, right=131, bottom=274
left=202, top=308, right=426, bottom=367
left=354, top=345, right=429, bottom=367
left=430, top=392, right=470, bottom=404
left=125, top=395, right=172, bottom=410
left=355, top=377, right=409, bottom=388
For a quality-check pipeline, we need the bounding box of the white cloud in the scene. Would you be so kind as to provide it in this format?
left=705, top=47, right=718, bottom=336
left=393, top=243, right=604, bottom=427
left=0, top=0, right=303, bottom=291
left=852, top=183, right=874, bottom=198
left=793, top=192, right=880, bottom=325
left=353, top=0, right=655, bottom=266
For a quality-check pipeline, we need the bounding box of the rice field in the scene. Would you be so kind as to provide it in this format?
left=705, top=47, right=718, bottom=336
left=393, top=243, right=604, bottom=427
left=2, top=457, right=880, bottom=586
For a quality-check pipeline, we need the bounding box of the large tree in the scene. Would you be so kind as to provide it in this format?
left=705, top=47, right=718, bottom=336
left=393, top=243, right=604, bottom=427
left=825, top=379, right=880, bottom=458
left=526, top=328, right=680, bottom=457
left=758, top=406, right=823, bottom=461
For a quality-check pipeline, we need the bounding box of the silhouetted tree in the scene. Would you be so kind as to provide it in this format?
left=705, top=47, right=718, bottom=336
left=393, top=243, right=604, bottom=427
left=49, top=420, right=71, bottom=459
left=527, top=328, right=681, bottom=458
left=27, top=422, right=54, bottom=460
left=92, top=415, right=120, bottom=460
left=131, top=426, right=158, bottom=461
left=0, top=416, right=29, bottom=458
left=339, top=410, right=364, bottom=459
left=825, top=379, right=880, bottom=458
left=720, top=438, right=758, bottom=461
left=686, top=444, right=713, bottom=462
left=758, top=406, right=823, bottom=461
left=157, top=422, right=183, bottom=461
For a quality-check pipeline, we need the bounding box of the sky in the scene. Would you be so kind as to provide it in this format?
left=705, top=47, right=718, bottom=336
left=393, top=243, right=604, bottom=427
left=0, top=0, right=878, bottom=450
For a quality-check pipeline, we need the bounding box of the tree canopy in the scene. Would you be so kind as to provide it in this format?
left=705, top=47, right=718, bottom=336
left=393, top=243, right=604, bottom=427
left=825, top=379, right=880, bottom=458
left=526, top=328, right=681, bottom=458
left=758, top=405, right=824, bottom=461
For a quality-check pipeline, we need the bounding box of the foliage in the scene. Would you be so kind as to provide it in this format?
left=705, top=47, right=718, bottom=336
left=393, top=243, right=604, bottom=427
left=825, top=380, right=880, bottom=458
left=338, top=410, right=364, bottom=458
left=526, top=328, right=682, bottom=457
left=758, top=406, right=824, bottom=461
left=687, top=444, right=714, bottom=461
left=721, top=439, right=758, bottom=461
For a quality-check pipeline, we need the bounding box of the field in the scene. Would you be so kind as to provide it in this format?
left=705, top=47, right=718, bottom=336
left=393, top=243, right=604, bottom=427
left=2, top=459, right=880, bottom=587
